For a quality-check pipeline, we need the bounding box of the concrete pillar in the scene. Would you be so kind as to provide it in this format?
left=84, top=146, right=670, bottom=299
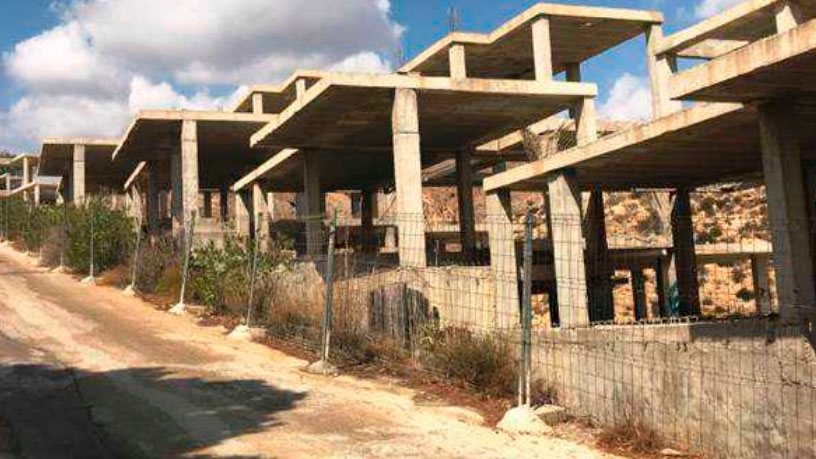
left=203, top=191, right=213, bottom=218
left=449, top=44, right=467, bottom=79
left=672, top=188, right=701, bottom=316
left=252, top=182, right=269, bottom=242
left=72, top=144, right=86, bottom=205
left=575, top=97, right=598, bottom=146
left=585, top=189, right=613, bottom=321
left=179, top=120, right=200, bottom=236
left=131, top=184, right=144, bottom=225
left=655, top=256, right=671, bottom=317
left=219, top=185, right=229, bottom=224
left=646, top=24, right=682, bottom=118
left=296, top=78, right=307, bottom=100
left=33, top=184, right=40, bottom=206
left=759, top=100, right=816, bottom=322
left=566, top=62, right=581, bottom=118
left=235, top=190, right=252, bottom=237
left=752, top=255, right=773, bottom=315
left=631, top=267, right=647, bottom=321
left=456, top=149, right=476, bottom=257
left=303, top=150, right=324, bottom=256
left=147, top=162, right=160, bottom=234
left=392, top=88, right=427, bottom=268
left=487, top=189, right=519, bottom=328
left=170, top=147, right=182, bottom=234
left=532, top=17, right=553, bottom=81
left=362, top=188, right=378, bottom=254
left=547, top=171, right=589, bottom=328
left=252, top=93, right=264, bottom=115
left=775, top=0, right=804, bottom=33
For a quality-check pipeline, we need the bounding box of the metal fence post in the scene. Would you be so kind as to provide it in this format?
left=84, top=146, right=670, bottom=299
left=306, top=210, right=338, bottom=375
left=125, top=218, right=142, bottom=295
left=520, top=209, right=534, bottom=407
left=171, top=210, right=197, bottom=314
left=246, top=212, right=262, bottom=328
left=82, top=205, right=96, bottom=283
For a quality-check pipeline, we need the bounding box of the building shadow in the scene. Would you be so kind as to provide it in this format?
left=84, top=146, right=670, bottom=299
left=0, top=363, right=307, bottom=458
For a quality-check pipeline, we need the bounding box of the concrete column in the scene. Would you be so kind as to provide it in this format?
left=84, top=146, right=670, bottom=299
left=547, top=171, right=589, bottom=328
left=585, top=188, right=613, bottom=321
left=631, top=267, right=647, bottom=320
left=146, top=163, right=161, bottom=234
left=759, top=100, right=816, bottom=322
left=252, top=182, right=269, bottom=242
left=296, top=78, right=307, bottom=100
left=362, top=188, right=378, bottom=254
left=449, top=44, right=467, bottom=79
left=672, top=188, right=701, bottom=316
left=655, top=256, right=671, bottom=317
left=170, top=147, right=182, bottom=234
left=303, top=150, right=324, bottom=256
left=252, top=93, right=264, bottom=115
left=131, top=184, right=144, bottom=224
left=646, top=24, right=682, bottom=118
left=487, top=190, right=519, bottom=328
left=775, top=0, right=804, bottom=33
left=532, top=17, right=553, bottom=81
left=566, top=62, right=581, bottom=118
left=33, top=184, right=40, bottom=206
left=203, top=191, right=213, bottom=218
left=179, top=120, right=200, bottom=236
left=575, top=97, right=598, bottom=146
left=456, top=149, right=476, bottom=257
left=392, top=88, right=427, bottom=268
left=72, top=144, right=86, bottom=205
left=752, top=255, right=773, bottom=315
left=235, top=190, right=251, bottom=237
left=219, top=185, right=229, bottom=224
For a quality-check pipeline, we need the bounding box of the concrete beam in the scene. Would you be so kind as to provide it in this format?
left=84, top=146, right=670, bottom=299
left=392, top=88, right=427, bottom=268
left=547, top=171, right=589, bottom=328
left=759, top=100, right=816, bottom=322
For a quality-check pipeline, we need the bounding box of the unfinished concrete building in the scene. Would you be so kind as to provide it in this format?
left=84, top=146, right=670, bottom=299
left=38, top=138, right=125, bottom=206
left=483, top=1, right=816, bottom=456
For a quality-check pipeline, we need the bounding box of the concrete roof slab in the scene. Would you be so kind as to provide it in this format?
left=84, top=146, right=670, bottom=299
left=251, top=73, right=596, bottom=152
left=231, top=71, right=324, bottom=114
left=400, top=3, right=662, bottom=79
left=482, top=101, right=816, bottom=192
left=39, top=138, right=124, bottom=190
left=114, top=110, right=277, bottom=188
left=670, top=18, right=816, bottom=102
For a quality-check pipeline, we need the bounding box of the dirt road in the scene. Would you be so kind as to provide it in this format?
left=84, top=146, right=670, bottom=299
left=0, top=244, right=616, bottom=458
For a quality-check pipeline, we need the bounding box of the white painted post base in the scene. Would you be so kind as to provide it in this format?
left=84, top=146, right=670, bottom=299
left=80, top=276, right=96, bottom=285
left=227, top=324, right=253, bottom=341
left=168, top=302, right=187, bottom=315
left=497, top=405, right=553, bottom=435
left=305, top=360, right=338, bottom=376
left=123, top=284, right=137, bottom=296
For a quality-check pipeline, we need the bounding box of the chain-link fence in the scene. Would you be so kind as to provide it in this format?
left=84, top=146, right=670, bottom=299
left=2, top=188, right=815, bottom=458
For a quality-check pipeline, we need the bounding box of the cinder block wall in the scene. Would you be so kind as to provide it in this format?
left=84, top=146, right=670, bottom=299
left=534, top=320, right=816, bottom=458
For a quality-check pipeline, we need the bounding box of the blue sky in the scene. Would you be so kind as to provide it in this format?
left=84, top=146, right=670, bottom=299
left=0, top=0, right=735, bottom=152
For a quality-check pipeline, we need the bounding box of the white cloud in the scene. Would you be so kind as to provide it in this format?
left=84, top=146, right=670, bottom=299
left=1, top=0, right=403, bottom=151
left=695, top=0, right=744, bottom=18
left=598, top=73, right=652, bottom=121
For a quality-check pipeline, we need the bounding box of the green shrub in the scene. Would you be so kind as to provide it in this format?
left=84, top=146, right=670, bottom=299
left=134, top=236, right=179, bottom=294
left=64, top=198, right=135, bottom=273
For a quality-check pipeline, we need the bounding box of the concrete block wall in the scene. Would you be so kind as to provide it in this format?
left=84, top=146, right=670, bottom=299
left=533, top=320, right=816, bottom=458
